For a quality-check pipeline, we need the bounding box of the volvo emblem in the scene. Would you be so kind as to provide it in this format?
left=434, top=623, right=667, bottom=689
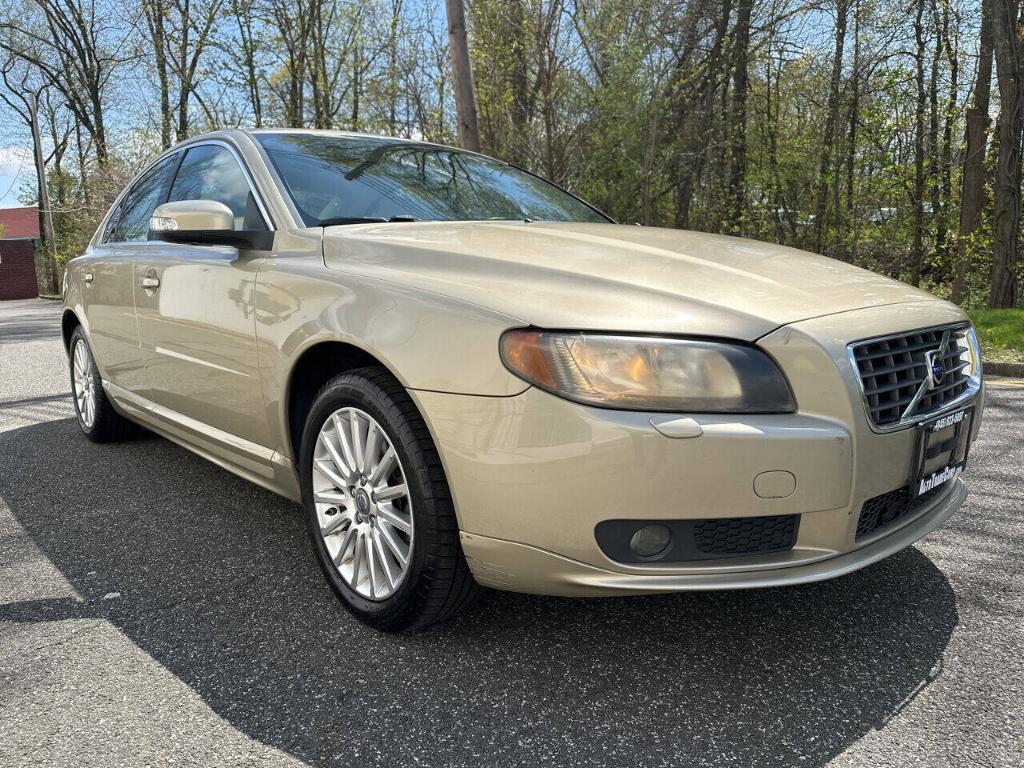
left=354, top=489, right=371, bottom=518
left=902, top=329, right=953, bottom=419
left=924, top=349, right=946, bottom=388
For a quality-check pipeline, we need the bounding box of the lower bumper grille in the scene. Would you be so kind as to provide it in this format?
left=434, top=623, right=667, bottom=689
left=595, top=514, right=800, bottom=564
left=856, top=484, right=945, bottom=540
left=694, top=515, right=799, bottom=556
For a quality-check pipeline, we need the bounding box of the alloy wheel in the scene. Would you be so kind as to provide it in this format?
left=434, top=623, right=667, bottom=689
left=72, top=339, right=97, bottom=429
left=312, top=407, right=414, bottom=600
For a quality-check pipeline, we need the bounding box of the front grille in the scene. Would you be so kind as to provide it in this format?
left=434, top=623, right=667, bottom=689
left=851, top=325, right=971, bottom=427
left=693, top=515, right=798, bottom=556
left=855, top=484, right=945, bottom=540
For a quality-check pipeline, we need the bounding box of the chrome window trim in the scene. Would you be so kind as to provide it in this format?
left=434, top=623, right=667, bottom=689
left=93, top=137, right=276, bottom=248
left=846, top=322, right=982, bottom=434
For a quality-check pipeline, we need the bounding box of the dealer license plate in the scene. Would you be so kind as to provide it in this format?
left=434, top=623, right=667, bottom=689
left=912, top=407, right=974, bottom=497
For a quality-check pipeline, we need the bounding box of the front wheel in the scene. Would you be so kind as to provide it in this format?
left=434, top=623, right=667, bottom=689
left=299, top=367, right=481, bottom=631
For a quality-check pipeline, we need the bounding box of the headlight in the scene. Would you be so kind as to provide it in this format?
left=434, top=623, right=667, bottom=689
left=962, top=326, right=983, bottom=383
left=499, top=330, right=796, bottom=413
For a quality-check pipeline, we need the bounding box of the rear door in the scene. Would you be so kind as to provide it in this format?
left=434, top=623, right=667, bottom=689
left=80, top=153, right=179, bottom=390
left=132, top=141, right=273, bottom=447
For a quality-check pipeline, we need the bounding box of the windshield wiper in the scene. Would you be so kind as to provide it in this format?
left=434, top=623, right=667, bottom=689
left=318, top=215, right=418, bottom=226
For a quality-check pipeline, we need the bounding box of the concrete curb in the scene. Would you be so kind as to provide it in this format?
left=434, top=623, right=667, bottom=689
left=984, top=361, right=1024, bottom=378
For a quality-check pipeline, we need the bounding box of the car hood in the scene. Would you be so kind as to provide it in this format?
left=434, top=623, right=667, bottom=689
left=322, top=221, right=945, bottom=341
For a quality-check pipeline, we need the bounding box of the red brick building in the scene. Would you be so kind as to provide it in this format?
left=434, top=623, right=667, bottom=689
left=0, top=207, right=41, bottom=300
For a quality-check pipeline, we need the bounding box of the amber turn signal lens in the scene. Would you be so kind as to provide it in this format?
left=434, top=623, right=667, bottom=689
left=499, top=330, right=558, bottom=389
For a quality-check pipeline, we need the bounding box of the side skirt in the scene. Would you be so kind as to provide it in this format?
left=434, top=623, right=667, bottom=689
left=103, top=381, right=301, bottom=502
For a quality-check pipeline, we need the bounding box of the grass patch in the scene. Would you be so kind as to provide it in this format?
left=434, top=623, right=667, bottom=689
left=967, top=308, right=1024, bottom=363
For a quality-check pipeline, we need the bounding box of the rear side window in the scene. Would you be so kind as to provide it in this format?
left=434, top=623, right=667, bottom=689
left=104, top=154, right=179, bottom=243
left=167, top=145, right=267, bottom=230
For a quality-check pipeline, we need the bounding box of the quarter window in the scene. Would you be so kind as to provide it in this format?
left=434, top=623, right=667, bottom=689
left=167, top=145, right=267, bottom=230
left=104, top=154, right=179, bottom=243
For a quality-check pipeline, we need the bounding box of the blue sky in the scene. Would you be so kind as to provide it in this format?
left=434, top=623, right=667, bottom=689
left=0, top=145, right=32, bottom=208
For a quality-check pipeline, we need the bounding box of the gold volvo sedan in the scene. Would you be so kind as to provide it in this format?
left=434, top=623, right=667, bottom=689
left=62, top=129, right=984, bottom=631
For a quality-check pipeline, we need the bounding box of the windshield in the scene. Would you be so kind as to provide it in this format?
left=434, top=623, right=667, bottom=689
left=255, top=132, right=609, bottom=226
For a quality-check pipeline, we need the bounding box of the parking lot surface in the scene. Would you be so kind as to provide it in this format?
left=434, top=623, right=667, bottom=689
left=1, top=298, right=1022, bottom=767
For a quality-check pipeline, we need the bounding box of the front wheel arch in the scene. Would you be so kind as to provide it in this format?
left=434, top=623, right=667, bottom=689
left=285, top=340, right=404, bottom=463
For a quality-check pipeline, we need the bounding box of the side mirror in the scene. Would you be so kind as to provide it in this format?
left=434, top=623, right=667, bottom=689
left=149, top=200, right=273, bottom=250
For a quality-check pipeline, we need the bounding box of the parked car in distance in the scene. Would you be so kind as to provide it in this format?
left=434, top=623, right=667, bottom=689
left=62, top=129, right=984, bottom=631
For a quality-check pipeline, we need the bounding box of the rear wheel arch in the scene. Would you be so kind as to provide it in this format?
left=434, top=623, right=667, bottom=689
left=61, top=309, right=82, bottom=353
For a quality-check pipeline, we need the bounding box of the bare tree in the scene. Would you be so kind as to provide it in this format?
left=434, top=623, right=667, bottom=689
left=445, top=0, right=480, bottom=151
left=1, top=0, right=134, bottom=167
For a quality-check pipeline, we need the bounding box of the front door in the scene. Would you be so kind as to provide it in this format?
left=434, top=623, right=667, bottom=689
left=132, top=142, right=272, bottom=448
left=80, top=152, right=180, bottom=391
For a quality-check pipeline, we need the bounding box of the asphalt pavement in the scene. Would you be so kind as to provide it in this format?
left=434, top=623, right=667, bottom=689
left=1, top=297, right=1022, bottom=767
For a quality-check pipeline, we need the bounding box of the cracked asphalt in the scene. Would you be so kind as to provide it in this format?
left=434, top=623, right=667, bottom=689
left=1, top=298, right=1022, bottom=767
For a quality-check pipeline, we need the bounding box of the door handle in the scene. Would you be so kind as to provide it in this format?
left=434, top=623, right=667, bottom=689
left=140, top=276, right=160, bottom=289
left=83, top=272, right=94, bottom=284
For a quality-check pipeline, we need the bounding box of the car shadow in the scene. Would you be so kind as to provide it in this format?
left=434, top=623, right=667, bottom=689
left=0, top=418, right=959, bottom=767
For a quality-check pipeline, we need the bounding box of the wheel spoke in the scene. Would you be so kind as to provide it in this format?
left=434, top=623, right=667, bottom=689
left=333, top=525, right=358, bottom=566
left=374, top=483, right=407, bottom=502
left=332, top=413, right=359, bottom=476
left=372, top=528, right=397, bottom=588
left=362, top=421, right=380, bottom=476
left=349, top=411, right=364, bottom=474
left=351, top=532, right=365, bottom=586
left=376, top=518, right=409, bottom=566
left=364, top=533, right=377, bottom=597
left=317, top=432, right=353, bottom=483
left=377, top=502, right=412, bottom=534
left=314, top=489, right=348, bottom=506
left=314, top=458, right=348, bottom=491
left=368, top=446, right=397, bottom=486
left=321, top=511, right=352, bottom=537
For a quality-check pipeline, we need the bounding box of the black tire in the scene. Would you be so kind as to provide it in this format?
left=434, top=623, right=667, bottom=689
left=299, top=367, right=481, bottom=631
left=68, top=327, right=136, bottom=443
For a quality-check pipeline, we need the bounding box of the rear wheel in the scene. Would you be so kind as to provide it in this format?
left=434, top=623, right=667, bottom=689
left=300, top=367, right=480, bottom=631
left=68, top=327, right=135, bottom=442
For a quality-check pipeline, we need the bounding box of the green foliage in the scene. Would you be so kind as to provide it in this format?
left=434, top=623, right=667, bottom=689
left=4, top=0, right=1016, bottom=306
left=967, top=308, right=1024, bottom=362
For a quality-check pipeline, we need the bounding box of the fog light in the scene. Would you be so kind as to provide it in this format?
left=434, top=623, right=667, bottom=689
left=629, top=524, right=672, bottom=558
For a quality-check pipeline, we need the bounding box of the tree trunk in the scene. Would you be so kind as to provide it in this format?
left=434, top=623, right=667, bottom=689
left=144, top=0, right=173, bottom=148
left=845, top=0, right=862, bottom=262
left=445, top=0, right=480, bottom=151
left=990, top=0, right=1023, bottom=307
left=953, top=0, right=994, bottom=304
left=813, top=0, right=849, bottom=255
left=725, top=0, right=752, bottom=234
left=909, top=0, right=927, bottom=286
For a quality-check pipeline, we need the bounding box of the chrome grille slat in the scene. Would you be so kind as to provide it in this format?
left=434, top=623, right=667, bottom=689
left=849, top=324, right=974, bottom=428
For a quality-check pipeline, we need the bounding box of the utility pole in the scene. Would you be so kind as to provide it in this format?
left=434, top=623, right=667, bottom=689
left=444, top=0, right=481, bottom=152
left=27, top=92, right=60, bottom=296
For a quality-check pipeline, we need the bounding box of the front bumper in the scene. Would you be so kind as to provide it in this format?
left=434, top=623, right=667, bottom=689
left=458, top=479, right=965, bottom=596
left=411, top=302, right=982, bottom=596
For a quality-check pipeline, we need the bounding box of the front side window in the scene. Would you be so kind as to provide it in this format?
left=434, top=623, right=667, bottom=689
left=256, top=133, right=609, bottom=226
left=105, top=154, right=179, bottom=243
left=168, top=144, right=267, bottom=230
